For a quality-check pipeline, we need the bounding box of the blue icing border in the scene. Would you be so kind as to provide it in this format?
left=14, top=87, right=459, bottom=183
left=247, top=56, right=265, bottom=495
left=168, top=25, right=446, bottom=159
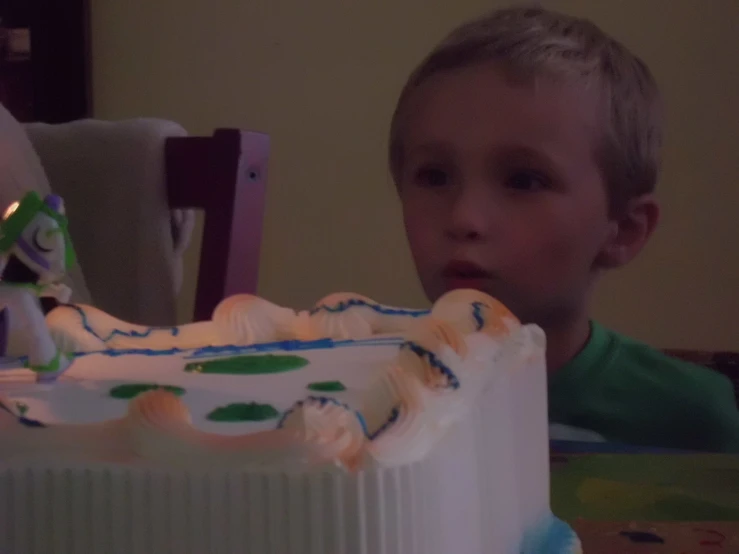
left=71, top=301, right=426, bottom=348
left=43, top=304, right=416, bottom=360
left=309, top=298, right=429, bottom=318
left=278, top=396, right=403, bottom=443
left=471, top=301, right=486, bottom=331
left=400, top=341, right=460, bottom=389
left=0, top=336, right=405, bottom=363
left=186, top=337, right=403, bottom=360
left=69, top=306, right=180, bottom=343
left=277, top=395, right=369, bottom=436
left=367, top=405, right=401, bottom=440
left=521, top=514, right=580, bottom=554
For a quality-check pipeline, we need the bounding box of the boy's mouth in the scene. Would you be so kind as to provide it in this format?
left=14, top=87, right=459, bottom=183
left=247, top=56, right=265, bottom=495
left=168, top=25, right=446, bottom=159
left=441, top=260, right=493, bottom=291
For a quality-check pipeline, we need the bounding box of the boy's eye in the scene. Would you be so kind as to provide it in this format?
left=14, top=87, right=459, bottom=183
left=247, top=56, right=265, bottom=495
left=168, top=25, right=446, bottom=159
left=505, top=170, right=550, bottom=191
left=414, top=166, right=450, bottom=188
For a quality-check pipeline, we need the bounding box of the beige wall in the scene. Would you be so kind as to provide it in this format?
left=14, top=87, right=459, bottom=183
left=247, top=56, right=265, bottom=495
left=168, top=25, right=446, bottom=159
left=90, top=0, right=738, bottom=350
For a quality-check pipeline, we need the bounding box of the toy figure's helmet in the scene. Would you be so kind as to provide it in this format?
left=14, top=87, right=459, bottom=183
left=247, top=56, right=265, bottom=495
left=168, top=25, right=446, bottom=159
left=0, top=192, right=76, bottom=285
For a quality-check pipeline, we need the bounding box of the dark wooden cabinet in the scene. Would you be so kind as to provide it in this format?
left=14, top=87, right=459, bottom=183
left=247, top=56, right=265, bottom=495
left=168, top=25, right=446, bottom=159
left=0, top=0, right=91, bottom=123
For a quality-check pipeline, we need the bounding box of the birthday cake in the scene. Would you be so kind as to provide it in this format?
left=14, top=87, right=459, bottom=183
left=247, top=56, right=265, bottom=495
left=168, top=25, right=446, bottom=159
left=0, top=193, right=579, bottom=554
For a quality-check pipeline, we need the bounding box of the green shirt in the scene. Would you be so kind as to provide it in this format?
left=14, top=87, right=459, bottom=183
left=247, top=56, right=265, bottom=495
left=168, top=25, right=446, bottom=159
left=549, top=321, right=739, bottom=453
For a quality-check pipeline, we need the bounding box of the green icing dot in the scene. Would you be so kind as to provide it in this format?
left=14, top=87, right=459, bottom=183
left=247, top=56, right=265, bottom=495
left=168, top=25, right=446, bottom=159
left=109, top=383, right=185, bottom=399
left=207, top=402, right=279, bottom=422
left=185, top=354, right=309, bottom=375
left=307, top=380, right=346, bottom=392
left=15, top=402, right=28, bottom=416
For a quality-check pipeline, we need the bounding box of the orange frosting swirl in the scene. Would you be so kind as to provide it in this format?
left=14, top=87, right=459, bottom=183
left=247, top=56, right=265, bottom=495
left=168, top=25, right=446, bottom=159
left=125, top=390, right=354, bottom=469
left=432, top=289, right=518, bottom=337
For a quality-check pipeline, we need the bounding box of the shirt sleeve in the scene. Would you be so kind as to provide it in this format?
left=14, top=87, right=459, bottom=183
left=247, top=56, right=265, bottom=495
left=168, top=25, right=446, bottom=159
left=697, top=373, right=739, bottom=453
left=602, top=342, right=739, bottom=453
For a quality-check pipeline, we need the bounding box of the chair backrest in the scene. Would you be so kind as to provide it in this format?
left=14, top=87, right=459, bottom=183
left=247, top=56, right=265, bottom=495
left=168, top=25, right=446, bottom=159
left=25, top=118, right=188, bottom=325
left=166, top=129, right=269, bottom=321
left=666, top=349, right=739, bottom=406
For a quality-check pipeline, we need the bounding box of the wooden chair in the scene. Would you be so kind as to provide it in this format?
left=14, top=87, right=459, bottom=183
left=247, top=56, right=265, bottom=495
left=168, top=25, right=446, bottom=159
left=24, top=118, right=268, bottom=325
left=166, top=129, right=269, bottom=322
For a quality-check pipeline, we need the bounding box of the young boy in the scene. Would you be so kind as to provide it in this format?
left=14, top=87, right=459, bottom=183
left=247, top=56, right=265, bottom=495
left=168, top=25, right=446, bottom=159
left=389, top=7, right=739, bottom=452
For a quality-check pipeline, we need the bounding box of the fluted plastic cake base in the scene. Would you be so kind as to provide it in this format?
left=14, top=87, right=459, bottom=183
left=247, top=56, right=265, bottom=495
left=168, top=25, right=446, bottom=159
left=0, top=349, right=576, bottom=554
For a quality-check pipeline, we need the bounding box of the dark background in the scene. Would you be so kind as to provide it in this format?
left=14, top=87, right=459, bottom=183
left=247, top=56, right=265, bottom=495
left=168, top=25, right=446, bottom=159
left=0, top=0, right=90, bottom=122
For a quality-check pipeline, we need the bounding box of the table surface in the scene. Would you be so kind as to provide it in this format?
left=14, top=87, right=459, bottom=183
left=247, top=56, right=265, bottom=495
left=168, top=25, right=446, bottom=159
left=551, top=446, right=739, bottom=551
left=551, top=450, right=739, bottom=521
left=574, top=521, right=739, bottom=553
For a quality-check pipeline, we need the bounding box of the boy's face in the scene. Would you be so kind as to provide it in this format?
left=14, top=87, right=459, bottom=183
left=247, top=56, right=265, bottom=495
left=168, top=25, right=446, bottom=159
left=398, top=63, right=616, bottom=326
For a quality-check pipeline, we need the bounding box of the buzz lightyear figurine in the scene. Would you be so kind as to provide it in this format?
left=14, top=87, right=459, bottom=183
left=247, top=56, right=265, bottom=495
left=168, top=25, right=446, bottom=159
left=0, top=191, right=76, bottom=381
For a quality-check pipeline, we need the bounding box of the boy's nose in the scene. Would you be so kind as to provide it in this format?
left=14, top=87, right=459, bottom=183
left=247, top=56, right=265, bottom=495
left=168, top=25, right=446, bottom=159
left=445, top=187, right=489, bottom=242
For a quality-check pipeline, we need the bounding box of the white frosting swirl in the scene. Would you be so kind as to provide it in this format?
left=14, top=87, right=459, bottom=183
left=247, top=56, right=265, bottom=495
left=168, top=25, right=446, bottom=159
left=212, top=294, right=297, bottom=345
left=45, top=305, right=106, bottom=352
left=432, top=288, right=519, bottom=337
left=279, top=396, right=367, bottom=470
left=309, top=292, right=379, bottom=340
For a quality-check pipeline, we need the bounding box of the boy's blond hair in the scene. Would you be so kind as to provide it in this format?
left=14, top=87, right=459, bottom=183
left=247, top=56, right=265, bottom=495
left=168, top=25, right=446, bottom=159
left=389, top=7, right=663, bottom=214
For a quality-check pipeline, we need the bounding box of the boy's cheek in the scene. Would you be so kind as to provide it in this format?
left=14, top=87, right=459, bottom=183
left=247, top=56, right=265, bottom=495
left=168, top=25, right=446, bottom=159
left=404, top=228, right=441, bottom=280
left=402, top=210, right=435, bottom=250
left=406, top=234, right=437, bottom=271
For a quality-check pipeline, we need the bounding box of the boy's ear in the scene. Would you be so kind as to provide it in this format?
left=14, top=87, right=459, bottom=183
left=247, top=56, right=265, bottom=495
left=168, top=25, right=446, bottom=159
left=596, top=194, right=660, bottom=269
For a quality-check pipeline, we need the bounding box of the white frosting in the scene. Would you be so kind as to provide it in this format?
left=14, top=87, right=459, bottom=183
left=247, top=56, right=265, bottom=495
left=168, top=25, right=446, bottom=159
left=1, top=289, right=534, bottom=470
left=1, top=329, right=530, bottom=470
left=212, top=294, right=298, bottom=344
left=43, top=292, right=428, bottom=354
left=0, top=290, right=580, bottom=553
left=0, top=340, right=398, bottom=437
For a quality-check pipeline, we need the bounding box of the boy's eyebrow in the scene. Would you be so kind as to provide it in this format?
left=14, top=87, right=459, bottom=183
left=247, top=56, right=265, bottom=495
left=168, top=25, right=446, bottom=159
left=492, top=144, right=548, bottom=159
left=403, top=141, right=566, bottom=175
left=408, top=141, right=559, bottom=166
left=490, top=144, right=562, bottom=171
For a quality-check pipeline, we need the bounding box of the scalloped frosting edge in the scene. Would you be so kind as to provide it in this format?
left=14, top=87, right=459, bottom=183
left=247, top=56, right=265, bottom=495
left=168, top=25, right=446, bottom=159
left=3, top=289, right=543, bottom=472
